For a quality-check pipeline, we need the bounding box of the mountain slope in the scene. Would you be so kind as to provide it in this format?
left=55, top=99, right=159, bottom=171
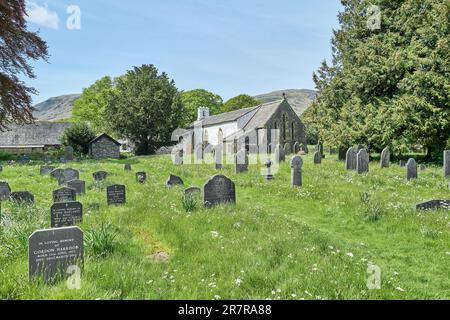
left=254, top=89, right=317, bottom=115
left=33, top=94, right=81, bottom=121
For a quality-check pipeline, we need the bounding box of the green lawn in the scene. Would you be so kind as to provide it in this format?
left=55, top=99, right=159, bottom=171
left=0, top=152, right=449, bottom=300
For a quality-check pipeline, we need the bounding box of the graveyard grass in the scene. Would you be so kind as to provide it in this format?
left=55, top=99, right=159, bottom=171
left=0, top=152, right=449, bottom=300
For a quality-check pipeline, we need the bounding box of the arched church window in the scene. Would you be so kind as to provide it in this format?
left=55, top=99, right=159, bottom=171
left=291, top=122, right=295, bottom=140
left=218, top=129, right=223, bottom=145
left=282, top=114, right=288, bottom=141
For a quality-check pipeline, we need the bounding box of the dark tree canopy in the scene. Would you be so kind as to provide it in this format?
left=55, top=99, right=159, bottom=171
left=222, top=94, right=261, bottom=112
left=0, top=0, right=49, bottom=130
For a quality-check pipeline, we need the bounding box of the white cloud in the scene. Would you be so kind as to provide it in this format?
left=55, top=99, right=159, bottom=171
left=26, top=2, right=59, bottom=29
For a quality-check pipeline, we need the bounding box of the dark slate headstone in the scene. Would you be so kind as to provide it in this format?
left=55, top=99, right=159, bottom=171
left=290, top=155, right=303, bottom=187
left=313, top=151, right=322, bottom=164
left=338, top=148, right=347, bottom=161
left=10, top=191, right=34, bottom=204
left=136, top=172, right=147, bottom=183
left=184, top=187, right=201, bottom=196
left=53, top=187, right=77, bottom=203
left=28, top=226, right=83, bottom=283
left=0, top=165, right=2, bottom=172
left=356, top=149, right=369, bottom=174
left=406, top=158, right=417, bottom=180
left=107, top=184, right=126, bottom=205
left=51, top=202, right=83, bottom=228
left=58, top=169, right=79, bottom=186
left=415, top=200, right=450, bottom=211
left=50, top=168, right=63, bottom=179
left=0, top=181, right=11, bottom=201
left=284, top=143, right=292, bottom=155
left=40, top=166, right=56, bottom=175
left=235, top=149, right=248, bottom=173
left=19, top=154, right=30, bottom=165
left=67, top=179, right=86, bottom=195
left=93, top=171, right=108, bottom=181
left=293, top=142, right=300, bottom=154
left=203, top=175, right=236, bottom=208
left=346, top=147, right=357, bottom=170
left=380, top=147, right=390, bottom=168
left=444, top=150, right=450, bottom=178
left=64, top=146, right=74, bottom=161
left=166, top=175, right=184, bottom=187
left=263, top=159, right=274, bottom=180
left=399, top=160, right=406, bottom=167
left=124, top=163, right=132, bottom=171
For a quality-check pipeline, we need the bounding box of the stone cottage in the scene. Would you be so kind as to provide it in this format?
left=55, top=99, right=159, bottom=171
left=88, top=133, right=121, bottom=159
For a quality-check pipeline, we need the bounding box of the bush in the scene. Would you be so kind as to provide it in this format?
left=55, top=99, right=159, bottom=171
left=85, top=222, right=118, bottom=258
left=61, top=122, right=96, bottom=154
left=182, top=194, right=198, bottom=212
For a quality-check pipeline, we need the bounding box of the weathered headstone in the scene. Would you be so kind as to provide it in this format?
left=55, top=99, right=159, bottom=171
left=136, top=172, right=147, bottom=183
left=346, top=148, right=357, bottom=170
left=50, top=168, right=63, bottom=179
left=235, top=149, right=248, bottom=173
left=93, top=171, right=108, bottom=181
left=380, top=147, right=390, bottom=168
left=166, top=175, right=184, bottom=187
left=19, top=154, right=30, bottom=165
left=185, top=187, right=201, bottom=196
left=399, top=160, right=406, bottom=167
left=290, top=155, right=303, bottom=187
left=444, top=150, right=450, bottom=178
left=58, top=169, right=79, bottom=186
left=28, top=226, right=83, bottom=283
left=356, top=149, right=369, bottom=174
left=67, top=180, right=86, bottom=195
left=0, top=181, right=11, bottom=201
left=419, top=164, right=426, bottom=171
left=40, top=166, right=55, bottom=175
left=293, top=142, right=300, bottom=154
left=51, top=202, right=83, bottom=228
left=215, top=145, right=223, bottom=170
left=406, top=158, right=417, bottom=180
left=284, top=143, right=291, bottom=155
left=203, top=175, right=236, bottom=208
left=195, top=143, right=203, bottom=161
left=174, top=149, right=183, bottom=165
left=107, top=184, right=126, bottom=205
left=263, top=160, right=274, bottom=180
left=124, top=163, right=132, bottom=171
left=10, top=191, right=34, bottom=204
left=274, top=145, right=283, bottom=163
left=53, top=187, right=76, bottom=203
left=64, top=146, right=74, bottom=161
left=0, top=165, right=2, bottom=172
left=415, top=200, right=450, bottom=211
left=313, top=151, right=322, bottom=164
left=316, top=143, right=325, bottom=158
left=338, top=148, right=347, bottom=161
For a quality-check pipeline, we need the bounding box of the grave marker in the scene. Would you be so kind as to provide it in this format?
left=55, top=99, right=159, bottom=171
left=235, top=149, right=248, bottom=173
left=67, top=180, right=86, bottom=195
left=50, top=169, right=63, bottom=179
left=64, top=146, right=74, bottom=161
left=415, top=200, right=450, bottom=211
left=263, top=160, right=274, bottom=180
left=53, top=187, right=77, bottom=203
left=40, top=166, right=56, bottom=175
left=203, top=175, right=236, bottom=208
left=166, top=175, right=184, bottom=187
left=380, top=147, right=390, bottom=168
left=93, top=171, right=108, bottom=181
left=314, top=151, right=322, bottom=164
left=107, top=184, right=126, bottom=205
left=10, top=191, right=34, bottom=204
left=58, top=169, right=79, bottom=186
left=290, top=155, right=303, bottom=187
left=0, top=182, right=11, bottom=201
left=136, top=172, right=147, bottom=183
left=124, top=163, right=132, bottom=171
left=444, top=150, right=450, bottom=178
left=51, top=202, right=83, bottom=228
left=185, top=187, right=201, bottom=196
left=356, top=149, right=369, bottom=174
left=406, top=158, right=417, bottom=180
left=346, top=148, right=357, bottom=170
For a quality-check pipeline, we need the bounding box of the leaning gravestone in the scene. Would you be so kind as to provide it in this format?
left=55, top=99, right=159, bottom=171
left=136, top=172, right=147, bottom=183
left=346, top=148, right=357, bottom=170
left=0, top=182, right=11, bottom=201
left=51, top=202, right=83, bottom=228
left=58, top=169, right=79, bottom=186
left=107, top=184, right=126, bottom=205
left=185, top=187, right=201, bottom=196
left=40, top=166, right=56, bottom=175
left=356, top=149, right=369, bottom=174
left=203, top=175, right=236, bottom=208
left=50, top=168, right=63, bottom=179
left=235, top=149, right=248, bottom=173
left=28, top=226, right=83, bottom=283
left=406, top=158, right=417, bottom=180
left=290, top=155, right=303, bottom=187
left=444, top=150, right=450, bottom=178
left=53, top=187, right=76, bottom=203
left=314, top=151, right=322, bottom=165
left=415, top=200, right=450, bottom=211
left=10, top=191, right=34, bottom=204
left=67, top=179, right=86, bottom=195
left=166, top=175, right=184, bottom=187
left=64, top=146, right=74, bottom=161
left=124, top=163, right=132, bottom=171
left=93, top=171, right=108, bottom=181
left=380, top=147, right=390, bottom=168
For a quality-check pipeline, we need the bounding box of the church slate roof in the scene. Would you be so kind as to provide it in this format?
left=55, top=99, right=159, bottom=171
left=0, top=122, right=71, bottom=147
left=188, top=106, right=259, bottom=128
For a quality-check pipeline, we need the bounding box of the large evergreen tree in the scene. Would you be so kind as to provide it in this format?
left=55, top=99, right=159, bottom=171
left=306, top=0, right=450, bottom=160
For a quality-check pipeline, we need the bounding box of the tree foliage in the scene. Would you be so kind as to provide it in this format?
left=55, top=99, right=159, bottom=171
left=61, top=122, right=96, bottom=154
left=222, top=94, right=261, bottom=112
left=0, top=0, right=48, bottom=130
left=181, top=89, right=223, bottom=125
left=306, top=0, right=450, bottom=160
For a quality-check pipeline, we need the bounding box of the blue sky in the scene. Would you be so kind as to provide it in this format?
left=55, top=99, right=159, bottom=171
left=25, top=0, right=342, bottom=104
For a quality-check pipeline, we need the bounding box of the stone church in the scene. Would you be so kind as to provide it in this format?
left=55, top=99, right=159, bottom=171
left=184, top=95, right=307, bottom=155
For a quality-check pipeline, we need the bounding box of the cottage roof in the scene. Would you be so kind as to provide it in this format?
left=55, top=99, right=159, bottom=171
left=0, top=122, right=71, bottom=147
left=88, top=133, right=121, bottom=146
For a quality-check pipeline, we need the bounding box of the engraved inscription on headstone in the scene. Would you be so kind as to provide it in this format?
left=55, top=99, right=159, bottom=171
left=203, top=175, right=236, bottom=208
left=67, top=179, right=86, bottom=195
left=53, top=187, right=77, bottom=203
left=51, top=202, right=83, bottom=228
left=107, top=184, right=126, bottom=205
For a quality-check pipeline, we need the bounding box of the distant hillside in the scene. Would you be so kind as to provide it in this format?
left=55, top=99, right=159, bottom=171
left=33, top=94, right=81, bottom=121
left=254, top=89, right=317, bottom=116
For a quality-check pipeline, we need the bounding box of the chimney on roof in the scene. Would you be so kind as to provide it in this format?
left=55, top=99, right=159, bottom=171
left=197, top=107, right=210, bottom=121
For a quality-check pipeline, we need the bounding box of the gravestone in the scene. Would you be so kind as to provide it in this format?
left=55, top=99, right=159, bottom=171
left=28, top=226, right=83, bottom=283
left=166, top=175, right=184, bottom=187
left=67, top=180, right=86, bottom=195
left=50, top=168, right=63, bottom=179
left=406, top=158, right=417, bottom=180
left=380, top=147, right=390, bottom=168
left=284, top=143, right=292, bottom=155
left=93, top=171, right=108, bottom=181
left=185, top=187, right=201, bottom=196
left=59, top=156, right=66, bottom=163
left=51, top=202, right=83, bottom=228
left=444, top=150, right=450, bottom=178
left=263, top=160, right=274, bottom=180
left=419, top=164, right=426, bottom=171
left=174, top=149, right=183, bottom=165
left=107, top=184, right=126, bottom=205
left=19, top=154, right=30, bottom=165
left=290, top=155, right=303, bottom=187
left=124, top=163, right=132, bottom=171
left=293, top=142, right=300, bottom=154
left=235, top=149, right=248, bottom=173
left=316, top=143, right=325, bottom=158
left=0, top=182, right=11, bottom=201
left=415, top=200, right=450, bottom=211
left=58, top=169, right=79, bottom=186
left=356, top=149, right=369, bottom=174
left=274, top=145, right=283, bottom=163
left=136, top=172, right=147, bottom=183
left=195, top=144, right=203, bottom=161
left=215, top=145, right=223, bottom=170
left=40, top=166, right=55, bottom=175
left=0, top=165, right=2, bottom=172
left=313, top=151, right=322, bottom=164
left=338, top=148, right=347, bottom=161
left=10, top=191, right=34, bottom=204
left=53, top=187, right=76, bottom=203
left=64, top=146, right=74, bottom=161
left=346, top=148, right=357, bottom=170
left=203, top=175, right=236, bottom=208
left=399, top=160, right=406, bottom=167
